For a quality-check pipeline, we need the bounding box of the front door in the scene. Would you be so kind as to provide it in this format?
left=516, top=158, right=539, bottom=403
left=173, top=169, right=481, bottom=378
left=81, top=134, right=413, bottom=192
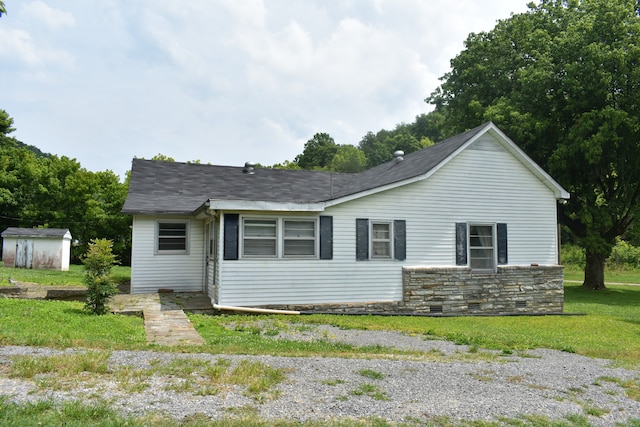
left=204, top=220, right=217, bottom=297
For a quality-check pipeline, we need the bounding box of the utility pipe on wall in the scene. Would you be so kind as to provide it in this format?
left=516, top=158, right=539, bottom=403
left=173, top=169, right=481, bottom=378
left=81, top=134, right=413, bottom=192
left=213, top=303, right=300, bottom=315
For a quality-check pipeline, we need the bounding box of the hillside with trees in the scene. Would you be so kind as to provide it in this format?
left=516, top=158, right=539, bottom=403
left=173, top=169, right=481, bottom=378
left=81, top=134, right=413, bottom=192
left=0, top=109, right=131, bottom=264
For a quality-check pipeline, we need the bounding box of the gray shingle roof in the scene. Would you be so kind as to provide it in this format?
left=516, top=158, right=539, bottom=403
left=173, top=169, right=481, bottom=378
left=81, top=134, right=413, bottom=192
left=122, top=123, right=489, bottom=215
left=1, top=227, right=71, bottom=238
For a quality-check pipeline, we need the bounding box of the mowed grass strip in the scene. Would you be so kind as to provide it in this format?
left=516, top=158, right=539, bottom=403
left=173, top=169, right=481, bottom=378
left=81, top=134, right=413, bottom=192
left=0, top=298, right=146, bottom=349
left=0, top=265, right=131, bottom=287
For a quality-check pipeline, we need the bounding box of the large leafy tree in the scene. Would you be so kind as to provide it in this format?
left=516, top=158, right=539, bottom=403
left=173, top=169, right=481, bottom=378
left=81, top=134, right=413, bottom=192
left=295, top=133, right=339, bottom=170
left=428, top=0, right=640, bottom=290
left=359, top=123, right=433, bottom=168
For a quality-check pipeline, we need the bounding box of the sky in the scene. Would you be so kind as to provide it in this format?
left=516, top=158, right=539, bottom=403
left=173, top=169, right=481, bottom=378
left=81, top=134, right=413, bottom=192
left=1, top=1, right=531, bottom=180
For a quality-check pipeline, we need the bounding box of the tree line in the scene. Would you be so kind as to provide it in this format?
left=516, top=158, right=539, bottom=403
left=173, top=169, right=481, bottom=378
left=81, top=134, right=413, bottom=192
left=0, top=110, right=131, bottom=264
left=3, top=0, right=640, bottom=291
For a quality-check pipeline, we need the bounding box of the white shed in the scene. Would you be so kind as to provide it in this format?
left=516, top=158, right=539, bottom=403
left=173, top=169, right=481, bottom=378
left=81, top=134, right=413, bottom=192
left=1, top=228, right=72, bottom=271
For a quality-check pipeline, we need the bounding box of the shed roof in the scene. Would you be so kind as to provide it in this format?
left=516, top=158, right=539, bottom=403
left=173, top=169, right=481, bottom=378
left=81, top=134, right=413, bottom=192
left=122, top=122, right=568, bottom=215
left=1, top=227, right=71, bottom=239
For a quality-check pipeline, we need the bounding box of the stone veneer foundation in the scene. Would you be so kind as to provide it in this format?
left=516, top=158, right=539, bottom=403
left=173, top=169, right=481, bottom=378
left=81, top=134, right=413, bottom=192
left=259, top=265, right=564, bottom=316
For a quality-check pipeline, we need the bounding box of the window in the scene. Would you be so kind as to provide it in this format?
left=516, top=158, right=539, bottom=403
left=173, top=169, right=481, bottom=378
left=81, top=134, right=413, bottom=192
left=371, top=222, right=392, bottom=258
left=456, top=222, right=507, bottom=269
left=283, top=220, right=316, bottom=257
left=243, top=219, right=277, bottom=257
left=356, top=218, right=406, bottom=261
left=469, top=224, right=495, bottom=270
left=157, top=221, right=188, bottom=254
left=240, top=217, right=319, bottom=258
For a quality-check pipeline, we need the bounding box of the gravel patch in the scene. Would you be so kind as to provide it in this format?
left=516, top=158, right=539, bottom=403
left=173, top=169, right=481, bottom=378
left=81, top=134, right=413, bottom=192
left=1, top=326, right=639, bottom=425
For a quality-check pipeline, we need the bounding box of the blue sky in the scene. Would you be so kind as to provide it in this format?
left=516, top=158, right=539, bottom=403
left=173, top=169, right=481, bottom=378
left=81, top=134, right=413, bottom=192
left=1, top=1, right=530, bottom=180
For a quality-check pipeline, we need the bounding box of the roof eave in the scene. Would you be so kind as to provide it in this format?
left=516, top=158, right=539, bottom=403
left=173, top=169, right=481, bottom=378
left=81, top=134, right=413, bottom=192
left=207, top=199, right=325, bottom=212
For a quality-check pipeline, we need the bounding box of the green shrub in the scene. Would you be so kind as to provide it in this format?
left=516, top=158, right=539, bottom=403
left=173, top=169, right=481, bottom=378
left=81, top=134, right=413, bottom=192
left=607, top=240, right=640, bottom=270
left=83, top=239, right=118, bottom=315
left=562, top=240, right=640, bottom=270
left=561, top=244, right=586, bottom=268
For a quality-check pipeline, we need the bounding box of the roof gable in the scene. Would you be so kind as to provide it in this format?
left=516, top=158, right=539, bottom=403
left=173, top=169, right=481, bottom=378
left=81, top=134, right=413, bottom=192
left=122, top=123, right=568, bottom=215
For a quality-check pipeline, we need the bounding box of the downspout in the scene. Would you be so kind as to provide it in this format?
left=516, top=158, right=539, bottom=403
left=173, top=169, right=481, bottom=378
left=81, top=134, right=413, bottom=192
left=213, top=303, right=300, bottom=315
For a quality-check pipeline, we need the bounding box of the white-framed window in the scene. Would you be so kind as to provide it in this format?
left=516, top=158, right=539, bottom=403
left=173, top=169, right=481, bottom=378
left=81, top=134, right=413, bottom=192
left=283, top=219, right=316, bottom=257
left=242, top=218, right=277, bottom=257
left=156, top=220, right=189, bottom=254
left=371, top=221, right=392, bottom=259
left=468, top=224, right=495, bottom=270
left=241, top=217, right=318, bottom=258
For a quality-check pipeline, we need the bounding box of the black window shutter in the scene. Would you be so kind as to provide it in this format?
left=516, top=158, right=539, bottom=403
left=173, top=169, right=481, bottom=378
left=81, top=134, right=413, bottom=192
left=319, top=216, right=333, bottom=260
left=394, top=220, right=406, bottom=261
left=497, top=223, right=508, bottom=265
left=223, top=214, right=239, bottom=260
left=455, top=222, right=467, bottom=266
left=356, top=218, right=369, bottom=260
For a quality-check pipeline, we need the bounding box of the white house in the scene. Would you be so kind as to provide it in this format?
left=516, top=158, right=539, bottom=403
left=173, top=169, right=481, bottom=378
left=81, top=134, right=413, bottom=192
left=1, top=228, right=72, bottom=271
left=122, top=123, right=570, bottom=315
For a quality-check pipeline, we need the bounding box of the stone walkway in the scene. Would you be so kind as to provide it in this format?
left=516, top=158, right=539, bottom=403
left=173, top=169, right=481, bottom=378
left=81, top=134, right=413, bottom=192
left=111, top=292, right=214, bottom=346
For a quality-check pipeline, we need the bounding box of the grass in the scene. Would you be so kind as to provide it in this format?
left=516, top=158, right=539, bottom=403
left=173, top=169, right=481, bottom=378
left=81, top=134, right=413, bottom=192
left=0, top=298, right=146, bottom=349
left=277, top=281, right=640, bottom=368
left=563, top=265, right=640, bottom=284
left=0, top=264, right=131, bottom=287
left=1, top=264, right=640, bottom=425
left=1, top=282, right=639, bottom=367
left=4, top=396, right=633, bottom=427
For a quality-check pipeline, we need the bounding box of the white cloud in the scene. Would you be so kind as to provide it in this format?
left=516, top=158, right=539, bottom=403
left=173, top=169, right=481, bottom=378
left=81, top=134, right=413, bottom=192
left=1, top=0, right=532, bottom=179
left=21, top=1, right=75, bottom=30
left=0, top=26, right=74, bottom=72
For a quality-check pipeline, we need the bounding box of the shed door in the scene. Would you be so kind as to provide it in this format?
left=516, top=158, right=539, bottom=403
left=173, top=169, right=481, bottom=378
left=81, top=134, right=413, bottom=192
left=16, top=239, right=34, bottom=269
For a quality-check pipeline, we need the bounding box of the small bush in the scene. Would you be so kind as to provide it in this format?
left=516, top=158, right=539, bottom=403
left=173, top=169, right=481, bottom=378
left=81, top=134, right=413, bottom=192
left=562, top=240, right=640, bottom=270
left=607, top=240, right=640, bottom=270
left=83, top=239, right=118, bottom=315
left=561, top=244, right=585, bottom=268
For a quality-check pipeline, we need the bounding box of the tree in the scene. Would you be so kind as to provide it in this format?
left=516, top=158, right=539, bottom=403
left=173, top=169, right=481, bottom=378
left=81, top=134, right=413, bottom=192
left=359, top=125, right=433, bottom=168
left=427, top=0, right=640, bottom=290
left=331, top=145, right=367, bottom=173
left=0, top=1, right=6, bottom=17
left=0, top=109, right=132, bottom=264
left=294, top=133, right=339, bottom=170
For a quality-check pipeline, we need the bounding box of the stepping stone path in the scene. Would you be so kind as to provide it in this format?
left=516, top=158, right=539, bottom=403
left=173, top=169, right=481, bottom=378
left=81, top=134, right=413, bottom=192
left=111, top=292, right=213, bottom=346
left=143, top=308, right=205, bottom=346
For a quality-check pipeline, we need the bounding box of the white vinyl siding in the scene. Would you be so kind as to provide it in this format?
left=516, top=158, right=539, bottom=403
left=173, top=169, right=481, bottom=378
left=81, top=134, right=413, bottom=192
left=130, top=216, right=204, bottom=293
left=217, top=133, right=560, bottom=307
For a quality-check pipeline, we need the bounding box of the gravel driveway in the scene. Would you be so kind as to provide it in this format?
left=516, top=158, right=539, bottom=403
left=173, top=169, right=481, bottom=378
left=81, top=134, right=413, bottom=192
left=1, top=325, right=639, bottom=425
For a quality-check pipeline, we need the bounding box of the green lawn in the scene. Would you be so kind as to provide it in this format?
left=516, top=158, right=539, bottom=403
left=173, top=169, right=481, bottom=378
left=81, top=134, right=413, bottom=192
left=564, top=265, right=640, bottom=284
left=0, top=264, right=639, bottom=367
left=0, top=264, right=131, bottom=287
left=1, top=265, right=639, bottom=426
